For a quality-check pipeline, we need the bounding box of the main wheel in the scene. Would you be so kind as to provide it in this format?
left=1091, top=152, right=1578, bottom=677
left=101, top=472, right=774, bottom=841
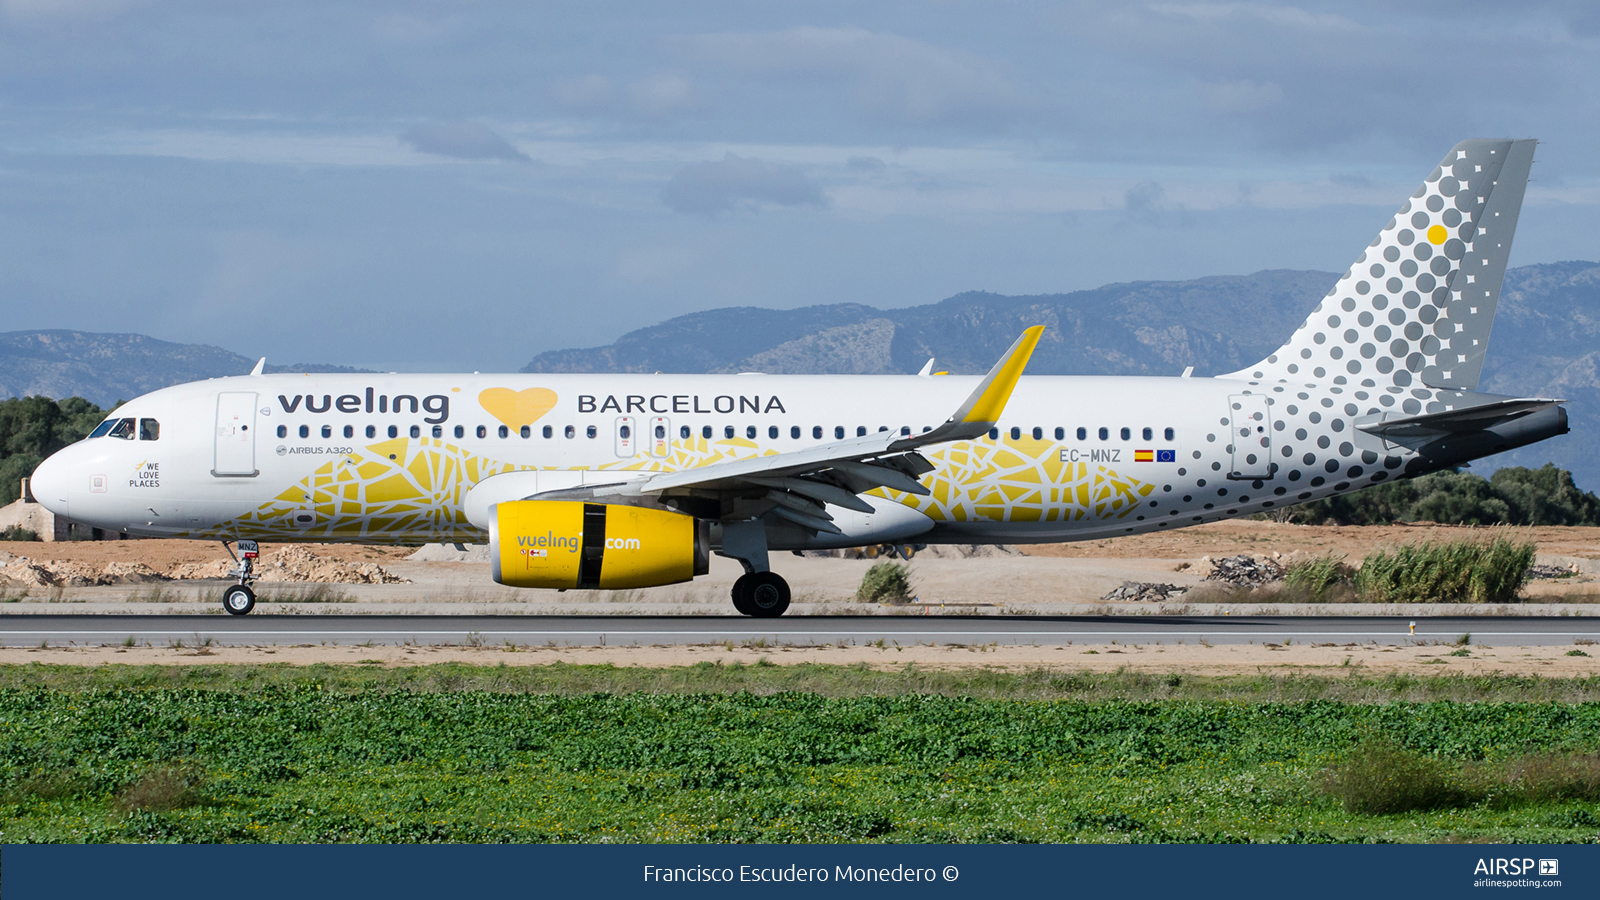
left=222, top=584, right=256, bottom=616
left=730, top=574, right=756, bottom=616
left=744, top=571, right=790, bottom=618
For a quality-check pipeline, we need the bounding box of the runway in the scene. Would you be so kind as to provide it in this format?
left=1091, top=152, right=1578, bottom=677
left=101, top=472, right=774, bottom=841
left=2, top=614, right=1597, bottom=648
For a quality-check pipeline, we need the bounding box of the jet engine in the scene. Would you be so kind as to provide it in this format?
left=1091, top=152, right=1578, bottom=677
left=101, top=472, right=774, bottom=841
left=490, top=500, right=709, bottom=589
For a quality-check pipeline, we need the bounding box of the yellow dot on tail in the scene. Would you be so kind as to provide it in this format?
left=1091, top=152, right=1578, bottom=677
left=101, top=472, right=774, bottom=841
left=1427, top=224, right=1448, bottom=245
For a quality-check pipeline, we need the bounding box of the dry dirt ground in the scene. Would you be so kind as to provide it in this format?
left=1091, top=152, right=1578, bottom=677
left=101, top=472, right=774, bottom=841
left=6, top=640, right=1597, bottom=677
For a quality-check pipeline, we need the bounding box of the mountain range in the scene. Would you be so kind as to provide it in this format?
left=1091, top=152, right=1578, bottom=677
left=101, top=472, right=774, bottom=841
left=0, top=331, right=369, bottom=408
left=523, top=261, right=1600, bottom=487
left=5, top=261, right=1596, bottom=486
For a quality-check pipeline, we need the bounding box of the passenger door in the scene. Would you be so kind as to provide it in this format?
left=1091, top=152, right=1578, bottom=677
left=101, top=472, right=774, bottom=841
left=1228, top=394, right=1271, bottom=479
left=214, top=392, right=258, bottom=477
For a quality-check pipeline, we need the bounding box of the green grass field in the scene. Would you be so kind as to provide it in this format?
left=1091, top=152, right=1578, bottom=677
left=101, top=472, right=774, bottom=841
left=2, top=663, right=1598, bottom=844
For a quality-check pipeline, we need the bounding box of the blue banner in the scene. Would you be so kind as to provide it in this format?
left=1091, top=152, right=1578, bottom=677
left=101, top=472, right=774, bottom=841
left=3, top=843, right=1593, bottom=899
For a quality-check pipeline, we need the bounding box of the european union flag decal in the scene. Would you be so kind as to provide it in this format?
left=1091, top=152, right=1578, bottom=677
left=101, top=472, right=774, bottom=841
left=1156, top=449, right=1176, bottom=463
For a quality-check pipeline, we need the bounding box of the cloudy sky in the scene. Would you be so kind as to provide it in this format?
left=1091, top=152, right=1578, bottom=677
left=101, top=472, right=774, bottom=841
left=1, top=1, right=1597, bottom=371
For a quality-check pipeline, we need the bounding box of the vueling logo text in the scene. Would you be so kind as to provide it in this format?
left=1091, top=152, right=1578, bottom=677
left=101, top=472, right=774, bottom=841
left=278, top=389, right=450, bottom=424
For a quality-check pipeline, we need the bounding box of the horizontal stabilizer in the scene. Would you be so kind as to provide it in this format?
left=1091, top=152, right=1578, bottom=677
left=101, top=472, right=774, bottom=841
left=1355, top=397, right=1563, bottom=440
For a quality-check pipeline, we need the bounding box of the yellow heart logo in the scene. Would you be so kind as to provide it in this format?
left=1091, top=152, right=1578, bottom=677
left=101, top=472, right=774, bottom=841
left=478, top=387, right=559, bottom=431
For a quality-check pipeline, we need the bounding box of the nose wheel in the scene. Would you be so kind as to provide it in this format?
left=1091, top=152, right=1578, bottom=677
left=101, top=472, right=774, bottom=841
left=221, top=539, right=260, bottom=616
left=732, top=571, right=790, bottom=617
left=222, top=584, right=256, bottom=616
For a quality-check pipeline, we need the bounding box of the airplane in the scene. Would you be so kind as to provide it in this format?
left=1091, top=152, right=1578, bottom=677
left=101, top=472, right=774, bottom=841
left=28, top=138, right=1564, bottom=617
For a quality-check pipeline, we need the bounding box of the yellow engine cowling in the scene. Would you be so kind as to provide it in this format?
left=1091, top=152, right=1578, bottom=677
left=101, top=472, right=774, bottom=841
left=489, top=500, right=710, bottom=589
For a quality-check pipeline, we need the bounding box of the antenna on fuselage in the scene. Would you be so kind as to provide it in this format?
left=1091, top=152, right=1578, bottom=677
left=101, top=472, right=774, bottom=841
left=249, top=358, right=266, bottom=376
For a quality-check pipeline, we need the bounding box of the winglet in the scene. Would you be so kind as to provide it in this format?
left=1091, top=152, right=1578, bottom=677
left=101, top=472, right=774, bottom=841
left=917, top=357, right=935, bottom=377
left=908, top=326, right=1043, bottom=445
left=250, top=357, right=266, bottom=376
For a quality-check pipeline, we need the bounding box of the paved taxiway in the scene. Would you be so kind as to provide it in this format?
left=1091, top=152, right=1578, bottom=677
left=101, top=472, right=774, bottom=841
left=2, top=615, right=1597, bottom=647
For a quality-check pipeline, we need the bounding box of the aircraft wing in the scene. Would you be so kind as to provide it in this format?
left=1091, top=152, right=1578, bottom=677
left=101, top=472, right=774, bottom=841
left=550, top=326, right=1045, bottom=533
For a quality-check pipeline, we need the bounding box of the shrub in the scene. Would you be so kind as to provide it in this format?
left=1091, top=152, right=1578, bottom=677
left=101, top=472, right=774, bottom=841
left=113, top=763, right=206, bottom=813
left=0, top=526, right=39, bottom=541
left=1353, top=536, right=1535, bottom=604
left=1321, top=739, right=1466, bottom=815
left=856, top=561, right=913, bottom=604
left=1273, top=465, right=1600, bottom=527
left=1498, top=753, right=1600, bottom=803
left=1281, top=555, right=1354, bottom=602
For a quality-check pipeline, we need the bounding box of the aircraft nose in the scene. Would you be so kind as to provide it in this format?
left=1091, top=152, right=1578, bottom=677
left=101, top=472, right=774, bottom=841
left=29, top=451, right=70, bottom=518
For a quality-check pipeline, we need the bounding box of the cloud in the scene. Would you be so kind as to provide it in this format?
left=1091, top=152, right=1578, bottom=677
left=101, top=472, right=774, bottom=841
left=554, top=74, right=613, bottom=109
left=1196, top=78, right=1283, bottom=113
left=1148, top=3, right=1361, bottom=31
left=630, top=72, right=695, bottom=117
left=847, top=155, right=887, bottom=171
left=684, top=26, right=1022, bottom=130
left=660, top=153, right=825, bottom=215
left=400, top=122, right=529, bottom=161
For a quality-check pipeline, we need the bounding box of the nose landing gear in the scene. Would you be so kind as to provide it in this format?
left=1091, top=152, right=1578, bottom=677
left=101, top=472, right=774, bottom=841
left=221, top=539, right=260, bottom=616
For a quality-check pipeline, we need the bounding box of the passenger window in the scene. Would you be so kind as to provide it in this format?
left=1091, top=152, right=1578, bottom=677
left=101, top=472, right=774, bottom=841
left=1032, top=427, right=1042, bottom=440
left=88, top=419, right=117, bottom=438
left=901, top=426, right=911, bottom=436
left=878, top=426, right=888, bottom=432
left=769, top=426, right=779, bottom=439
left=834, top=426, right=844, bottom=439
left=1055, top=427, right=1064, bottom=440
left=346, top=425, right=356, bottom=439
left=724, top=425, right=735, bottom=439
left=565, top=425, right=575, bottom=438
left=813, top=426, right=823, bottom=439
left=1142, top=427, right=1153, bottom=441
left=680, top=425, right=691, bottom=439
left=856, top=426, right=866, bottom=437
left=1120, top=427, right=1131, bottom=441
left=388, top=425, right=399, bottom=439
left=299, top=425, right=310, bottom=439
left=988, top=428, right=999, bottom=440
left=619, top=425, right=631, bottom=439
left=1098, top=427, right=1108, bottom=440
left=433, top=425, right=443, bottom=438
left=791, top=426, right=801, bottom=439
left=586, top=425, right=597, bottom=439
left=746, top=425, right=756, bottom=439
left=543, top=425, right=553, bottom=438
left=277, top=425, right=288, bottom=439
left=520, top=425, right=531, bottom=438
left=321, top=425, right=332, bottom=438
left=366, top=425, right=377, bottom=439
left=702, top=425, right=712, bottom=439
left=108, top=418, right=136, bottom=440
left=655, top=424, right=666, bottom=439
left=1165, top=427, right=1175, bottom=441
left=476, top=425, right=487, bottom=439
left=499, top=425, right=509, bottom=438
left=1077, top=427, right=1087, bottom=440
left=409, top=425, right=421, bottom=438
left=139, top=418, right=160, bottom=441
left=453, top=425, right=464, bottom=439
left=1009, top=427, right=1021, bottom=440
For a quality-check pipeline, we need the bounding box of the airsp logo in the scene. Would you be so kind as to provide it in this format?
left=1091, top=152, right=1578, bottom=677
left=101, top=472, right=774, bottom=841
left=1540, top=860, right=1559, bottom=876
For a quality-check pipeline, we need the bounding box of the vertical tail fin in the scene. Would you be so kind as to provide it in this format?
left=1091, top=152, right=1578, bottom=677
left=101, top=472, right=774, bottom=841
left=1230, top=138, right=1536, bottom=391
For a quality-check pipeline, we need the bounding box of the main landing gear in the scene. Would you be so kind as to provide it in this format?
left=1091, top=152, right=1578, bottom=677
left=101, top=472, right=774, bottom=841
left=731, top=571, right=790, bottom=618
left=221, top=539, right=260, bottom=616
left=720, top=518, right=790, bottom=617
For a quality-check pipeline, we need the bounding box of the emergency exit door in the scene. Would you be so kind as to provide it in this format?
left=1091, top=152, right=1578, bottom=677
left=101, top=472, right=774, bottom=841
left=1228, top=394, right=1271, bottom=479
left=214, top=392, right=258, bottom=477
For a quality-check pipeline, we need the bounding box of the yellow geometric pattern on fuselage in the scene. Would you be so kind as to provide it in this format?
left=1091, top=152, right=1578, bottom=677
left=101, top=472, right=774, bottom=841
left=197, top=432, right=1152, bottom=542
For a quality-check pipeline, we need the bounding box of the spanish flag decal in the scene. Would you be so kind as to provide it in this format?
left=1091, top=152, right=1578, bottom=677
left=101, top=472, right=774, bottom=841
left=1134, top=449, right=1154, bottom=462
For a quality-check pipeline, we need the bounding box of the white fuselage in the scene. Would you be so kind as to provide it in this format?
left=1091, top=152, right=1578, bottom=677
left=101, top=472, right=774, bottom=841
left=29, top=371, right=1444, bottom=548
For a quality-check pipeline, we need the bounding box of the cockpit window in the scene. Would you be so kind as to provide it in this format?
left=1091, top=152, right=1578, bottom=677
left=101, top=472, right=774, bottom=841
left=139, top=418, right=160, bottom=441
left=87, top=419, right=117, bottom=438
left=106, top=418, right=136, bottom=440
